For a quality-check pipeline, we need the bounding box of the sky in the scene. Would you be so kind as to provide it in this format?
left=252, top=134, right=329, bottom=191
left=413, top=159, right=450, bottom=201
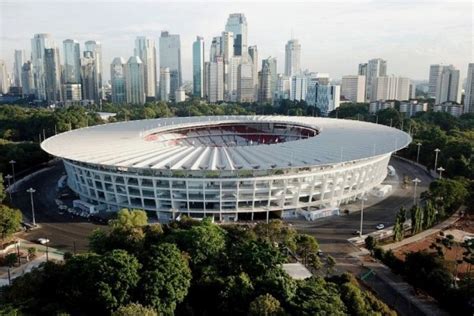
left=1, top=0, right=472, bottom=82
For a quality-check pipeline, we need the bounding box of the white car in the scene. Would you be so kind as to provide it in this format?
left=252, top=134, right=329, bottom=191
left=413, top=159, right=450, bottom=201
left=37, top=238, right=50, bottom=245
left=376, top=224, right=385, bottom=230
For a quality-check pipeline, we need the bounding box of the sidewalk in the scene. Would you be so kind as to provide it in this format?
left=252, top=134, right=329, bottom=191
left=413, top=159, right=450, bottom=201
left=0, top=239, right=64, bottom=287
left=382, top=210, right=462, bottom=251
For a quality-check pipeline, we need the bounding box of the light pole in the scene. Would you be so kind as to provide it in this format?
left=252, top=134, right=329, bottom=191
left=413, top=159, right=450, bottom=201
left=9, top=160, right=16, bottom=183
left=437, top=167, right=445, bottom=179
left=4, top=174, right=12, bottom=201
left=412, top=178, right=421, bottom=205
left=359, top=194, right=367, bottom=238
left=434, top=148, right=441, bottom=172
left=416, top=142, right=422, bottom=164
left=26, top=188, right=36, bottom=226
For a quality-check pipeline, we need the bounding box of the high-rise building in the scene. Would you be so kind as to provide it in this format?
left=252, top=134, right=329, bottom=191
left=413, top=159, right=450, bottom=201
left=159, top=67, right=171, bottom=102
left=464, top=63, right=474, bottom=113
left=21, top=61, right=33, bottom=95
left=13, top=50, right=24, bottom=87
left=84, top=41, right=103, bottom=100
left=428, top=64, right=446, bottom=99
left=210, top=36, right=222, bottom=62
left=81, top=51, right=99, bottom=104
left=341, top=75, right=366, bottom=103
left=0, top=60, right=9, bottom=94
left=275, top=74, right=291, bottom=100
left=31, top=33, right=54, bottom=99
left=175, top=87, right=186, bottom=102
left=371, top=75, right=410, bottom=101
left=290, top=75, right=307, bottom=101
left=315, top=84, right=340, bottom=115
left=206, top=57, right=225, bottom=103
left=135, top=36, right=157, bottom=98
left=248, top=45, right=258, bottom=99
left=125, top=56, right=145, bottom=105
left=436, top=65, right=460, bottom=104
left=44, top=48, right=62, bottom=102
left=192, top=36, right=205, bottom=98
left=63, top=39, right=81, bottom=84
left=238, top=63, right=254, bottom=102
left=358, top=63, right=368, bottom=77
left=285, top=39, right=301, bottom=77
left=265, top=57, right=277, bottom=97
left=225, top=13, right=248, bottom=57
left=110, top=57, right=126, bottom=104
left=258, top=59, right=272, bottom=103
left=221, top=31, right=234, bottom=63
left=365, top=58, right=387, bottom=101
left=159, top=31, right=182, bottom=98
left=63, top=83, right=82, bottom=105
left=227, top=56, right=242, bottom=101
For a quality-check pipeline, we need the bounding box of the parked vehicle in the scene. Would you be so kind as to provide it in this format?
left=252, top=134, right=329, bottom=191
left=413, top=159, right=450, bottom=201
left=376, top=224, right=385, bottom=230
left=37, top=238, right=50, bottom=245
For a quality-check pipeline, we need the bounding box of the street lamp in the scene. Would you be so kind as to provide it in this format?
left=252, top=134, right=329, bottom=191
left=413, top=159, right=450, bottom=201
left=9, top=160, right=16, bottom=183
left=359, top=194, right=368, bottom=238
left=412, top=178, right=421, bottom=205
left=26, top=188, right=36, bottom=226
left=416, top=142, right=422, bottom=164
left=434, top=148, right=441, bottom=172
left=4, top=174, right=12, bottom=201
left=437, top=167, right=445, bottom=179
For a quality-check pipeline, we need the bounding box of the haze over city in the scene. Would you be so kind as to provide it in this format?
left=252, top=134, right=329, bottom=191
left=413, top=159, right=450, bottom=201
left=1, top=0, right=472, bottom=81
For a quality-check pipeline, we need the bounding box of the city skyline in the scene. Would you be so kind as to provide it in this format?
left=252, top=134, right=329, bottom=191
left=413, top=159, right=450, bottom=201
left=1, top=1, right=472, bottom=82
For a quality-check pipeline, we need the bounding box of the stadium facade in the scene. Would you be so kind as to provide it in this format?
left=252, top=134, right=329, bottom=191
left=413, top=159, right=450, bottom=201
left=41, top=116, right=411, bottom=221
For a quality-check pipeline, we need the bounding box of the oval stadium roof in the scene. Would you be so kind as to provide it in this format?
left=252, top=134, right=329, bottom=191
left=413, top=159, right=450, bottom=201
left=41, top=116, right=412, bottom=171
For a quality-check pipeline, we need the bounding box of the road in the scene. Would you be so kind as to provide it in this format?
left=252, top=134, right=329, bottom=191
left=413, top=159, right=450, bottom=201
left=10, top=162, right=102, bottom=253
left=287, top=156, right=433, bottom=255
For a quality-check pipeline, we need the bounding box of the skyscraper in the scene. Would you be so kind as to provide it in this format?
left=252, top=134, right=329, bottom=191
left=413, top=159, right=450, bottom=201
left=258, top=59, right=272, bottom=103
left=436, top=65, right=460, bottom=104
left=428, top=64, right=446, bottom=99
left=81, top=51, right=99, bottom=104
left=315, top=84, right=341, bottom=115
left=265, top=57, right=278, bottom=97
left=159, top=31, right=182, bottom=98
left=290, top=75, right=307, bottom=101
left=341, top=75, right=366, bottom=103
left=135, top=36, right=157, bottom=98
left=13, top=50, right=24, bottom=87
left=227, top=56, right=242, bottom=101
left=44, top=48, right=62, bottom=102
left=365, top=58, right=387, bottom=101
left=210, top=36, right=222, bottom=62
left=225, top=13, right=248, bottom=57
left=248, top=45, right=258, bottom=98
left=221, top=31, right=234, bottom=63
left=371, top=75, right=410, bottom=101
left=285, top=39, right=301, bottom=77
left=125, top=56, right=145, bottom=105
left=110, top=57, right=126, bottom=104
left=206, top=57, right=225, bottom=103
left=159, top=67, right=171, bottom=102
left=464, top=63, right=474, bottom=113
left=237, top=63, right=254, bottom=102
left=21, top=61, right=33, bottom=95
left=193, top=36, right=205, bottom=98
left=0, top=60, right=9, bottom=94
left=63, top=39, right=81, bottom=84
left=84, top=40, right=103, bottom=100
left=31, top=33, right=54, bottom=99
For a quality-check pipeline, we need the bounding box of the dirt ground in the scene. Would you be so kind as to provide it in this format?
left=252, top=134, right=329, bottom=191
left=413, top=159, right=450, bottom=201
left=392, top=214, right=473, bottom=277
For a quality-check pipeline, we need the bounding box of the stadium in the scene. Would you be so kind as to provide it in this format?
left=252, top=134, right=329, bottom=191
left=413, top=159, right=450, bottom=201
left=41, top=116, right=411, bottom=221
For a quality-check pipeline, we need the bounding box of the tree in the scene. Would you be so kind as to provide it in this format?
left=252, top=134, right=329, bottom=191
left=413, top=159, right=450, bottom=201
left=218, top=272, right=254, bottom=314
left=410, top=205, right=424, bottom=234
left=422, top=200, right=437, bottom=229
left=289, top=277, right=346, bottom=316
left=430, top=234, right=454, bottom=258
left=112, top=303, right=157, bottom=316
left=248, top=293, right=284, bottom=316
left=4, top=253, right=17, bottom=267
left=0, top=173, right=5, bottom=202
left=140, top=243, right=192, bottom=315
left=0, top=205, right=22, bottom=241
left=295, top=234, right=319, bottom=265
left=110, top=209, right=148, bottom=230
left=326, top=255, right=337, bottom=276
left=428, top=179, right=468, bottom=214
left=393, top=207, right=407, bottom=241
left=364, top=236, right=377, bottom=254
